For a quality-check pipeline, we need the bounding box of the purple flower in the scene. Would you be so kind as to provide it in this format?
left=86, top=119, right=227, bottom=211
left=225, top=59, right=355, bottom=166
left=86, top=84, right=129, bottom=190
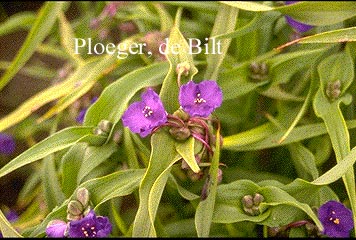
left=122, top=88, right=167, bottom=137
left=179, top=80, right=222, bottom=117
left=46, top=220, right=68, bottom=238
left=0, top=133, right=16, bottom=155
left=285, top=1, right=314, bottom=33
left=0, top=210, right=19, bottom=238
left=76, top=97, right=98, bottom=124
left=68, top=210, right=112, bottom=238
left=5, top=210, right=18, bottom=222
left=318, top=200, right=354, bottom=238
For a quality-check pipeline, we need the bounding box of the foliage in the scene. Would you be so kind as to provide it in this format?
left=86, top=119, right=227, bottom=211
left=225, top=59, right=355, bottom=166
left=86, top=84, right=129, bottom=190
left=1, top=1, right=356, bottom=238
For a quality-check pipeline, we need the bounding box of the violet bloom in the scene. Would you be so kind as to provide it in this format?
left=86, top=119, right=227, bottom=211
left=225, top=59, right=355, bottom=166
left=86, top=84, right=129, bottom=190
left=46, top=220, right=68, bottom=238
left=179, top=80, right=222, bottom=117
left=122, top=88, right=167, bottom=137
left=68, top=210, right=112, bottom=238
left=318, top=200, right=354, bottom=238
left=0, top=133, right=16, bottom=155
left=285, top=1, right=314, bottom=33
left=0, top=210, right=19, bottom=238
left=76, top=97, right=98, bottom=124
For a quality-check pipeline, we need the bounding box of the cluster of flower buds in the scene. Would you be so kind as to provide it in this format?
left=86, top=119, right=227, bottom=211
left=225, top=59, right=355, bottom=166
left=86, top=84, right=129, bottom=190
left=46, top=188, right=112, bottom=238
left=241, top=193, right=265, bottom=216
left=325, top=80, right=341, bottom=101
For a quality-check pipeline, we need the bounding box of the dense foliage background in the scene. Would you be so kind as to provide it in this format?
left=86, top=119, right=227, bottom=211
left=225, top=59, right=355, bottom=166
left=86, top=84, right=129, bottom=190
left=1, top=1, right=356, bottom=237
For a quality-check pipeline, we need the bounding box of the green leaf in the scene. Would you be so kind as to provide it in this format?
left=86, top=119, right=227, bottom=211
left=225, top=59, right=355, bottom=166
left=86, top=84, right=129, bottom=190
left=218, top=50, right=279, bottom=100
left=167, top=175, right=200, bottom=201
left=0, top=59, right=99, bottom=132
left=213, top=180, right=270, bottom=223
left=313, top=147, right=356, bottom=185
left=213, top=11, right=281, bottom=40
left=204, top=4, right=238, bottom=80
left=160, top=1, right=219, bottom=12
left=0, top=2, right=66, bottom=91
left=288, top=143, right=319, bottom=181
left=132, top=131, right=181, bottom=237
left=313, top=49, right=356, bottom=235
left=0, top=209, right=23, bottom=237
left=58, top=12, right=84, bottom=65
left=38, top=54, right=119, bottom=122
left=223, top=119, right=356, bottom=152
left=219, top=1, right=274, bottom=11
left=153, top=3, right=173, bottom=32
left=0, top=127, right=96, bottom=179
left=84, top=62, right=169, bottom=126
left=277, top=2, right=356, bottom=26
left=159, top=24, right=198, bottom=113
left=259, top=186, right=322, bottom=231
left=267, top=48, right=328, bottom=86
left=299, top=27, right=356, bottom=44
left=30, top=169, right=145, bottom=237
left=0, top=11, right=35, bottom=36
left=61, top=143, right=87, bottom=197
left=42, top=153, right=65, bottom=211
left=83, top=169, right=145, bottom=209
left=213, top=179, right=322, bottom=231
left=0, top=61, right=57, bottom=80
left=195, top=126, right=221, bottom=237
left=221, top=1, right=356, bottom=26
left=122, top=128, right=141, bottom=169
left=77, top=142, right=118, bottom=184
left=175, top=137, right=200, bottom=173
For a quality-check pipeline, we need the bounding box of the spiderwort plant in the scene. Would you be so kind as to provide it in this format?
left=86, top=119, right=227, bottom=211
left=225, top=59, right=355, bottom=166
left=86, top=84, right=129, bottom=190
left=46, top=188, right=112, bottom=238
left=46, top=210, right=112, bottom=238
left=122, top=88, right=168, bottom=138
left=318, top=200, right=354, bottom=238
left=178, top=80, right=223, bottom=118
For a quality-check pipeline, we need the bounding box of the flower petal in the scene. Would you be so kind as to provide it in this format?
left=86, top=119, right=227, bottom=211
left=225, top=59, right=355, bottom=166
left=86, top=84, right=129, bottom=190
left=0, top=133, right=16, bottom=155
left=46, top=220, right=67, bottom=238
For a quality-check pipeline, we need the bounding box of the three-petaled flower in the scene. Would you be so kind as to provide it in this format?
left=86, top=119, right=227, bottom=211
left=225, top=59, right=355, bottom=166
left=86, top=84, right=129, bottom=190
left=46, top=210, right=112, bottom=238
left=122, top=88, right=168, bottom=137
left=68, top=210, right=112, bottom=238
left=318, top=200, right=354, bottom=238
left=0, top=133, right=16, bottom=155
left=179, top=80, right=223, bottom=117
left=284, top=1, right=314, bottom=33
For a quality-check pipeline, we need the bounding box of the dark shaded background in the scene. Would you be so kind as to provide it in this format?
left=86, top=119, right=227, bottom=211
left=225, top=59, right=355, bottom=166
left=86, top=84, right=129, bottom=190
left=0, top=2, right=48, bottom=209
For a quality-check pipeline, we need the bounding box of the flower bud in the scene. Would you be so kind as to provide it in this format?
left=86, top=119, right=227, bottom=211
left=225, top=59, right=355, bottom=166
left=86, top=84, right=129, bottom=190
left=169, top=126, right=191, bottom=141
left=67, top=200, right=84, bottom=218
left=242, top=195, right=254, bottom=208
left=253, top=193, right=264, bottom=205
left=249, top=62, right=269, bottom=82
left=76, top=187, right=90, bottom=208
left=98, top=120, right=113, bottom=133
left=176, top=61, right=190, bottom=76
left=217, top=168, right=223, bottom=184
left=112, top=130, right=122, bottom=145
left=326, top=80, right=341, bottom=101
left=242, top=193, right=265, bottom=216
